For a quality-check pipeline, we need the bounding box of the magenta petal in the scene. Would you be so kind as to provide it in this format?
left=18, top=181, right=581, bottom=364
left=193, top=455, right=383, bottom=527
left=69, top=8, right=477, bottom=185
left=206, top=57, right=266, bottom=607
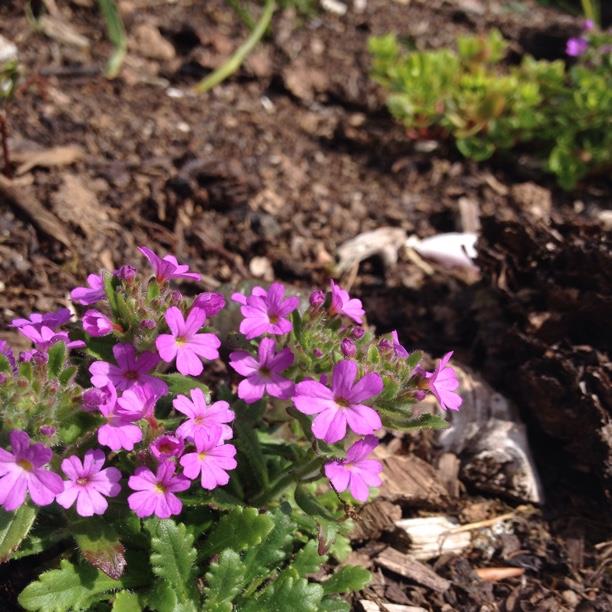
left=238, top=378, right=265, bottom=404
left=348, top=473, right=370, bottom=501
left=176, top=348, right=203, bottom=376
left=312, top=409, right=347, bottom=444
left=345, top=404, right=382, bottom=436
left=332, top=361, right=358, bottom=396
left=229, top=352, right=259, bottom=376
left=349, top=372, right=383, bottom=403
left=324, top=462, right=350, bottom=492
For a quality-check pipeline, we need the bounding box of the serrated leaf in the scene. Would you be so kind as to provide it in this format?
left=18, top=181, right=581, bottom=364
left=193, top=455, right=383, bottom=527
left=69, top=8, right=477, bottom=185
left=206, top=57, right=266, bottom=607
left=242, top=509, right=294, bottom=584
left=322, top=565, right=371, bottom=594
left=294, top=484, right=340, bottom=522
left=74, top=520, right=126, bottom=579
left=0, top=505, right=37, bottom=562
left=199, top=507, right=274, bottom=559
left=18, top=559, right=121, bottom=611
left=242, top=574, right=323, bottom=612
left=47, top=341, right=66, bottom=378
left=145, top=579, right=177, bottom=612
left=203, top=549, right=245, bottom=612
left=146, top=519, right=198, bottom=605
left=111, top=590, right=141, bottom=612
left=291, top=540, right=326, bottom=577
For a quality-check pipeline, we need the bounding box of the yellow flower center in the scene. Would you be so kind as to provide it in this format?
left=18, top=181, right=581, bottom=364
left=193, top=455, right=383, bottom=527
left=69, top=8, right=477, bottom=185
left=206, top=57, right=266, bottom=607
left=17, top=459, right=33, bottom=472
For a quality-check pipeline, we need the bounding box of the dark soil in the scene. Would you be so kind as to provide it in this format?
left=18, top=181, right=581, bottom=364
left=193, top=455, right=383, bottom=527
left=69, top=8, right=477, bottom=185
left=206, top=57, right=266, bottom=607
left=0, top=0, right=610, bottom=610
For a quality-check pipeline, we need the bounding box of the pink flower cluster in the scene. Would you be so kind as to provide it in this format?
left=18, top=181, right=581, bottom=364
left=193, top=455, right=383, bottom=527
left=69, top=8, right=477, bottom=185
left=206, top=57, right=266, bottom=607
left=228, top=280, right=462, bottom=502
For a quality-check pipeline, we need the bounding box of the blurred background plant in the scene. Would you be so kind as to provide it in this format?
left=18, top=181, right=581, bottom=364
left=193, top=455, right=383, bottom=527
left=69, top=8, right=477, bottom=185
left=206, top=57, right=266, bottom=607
left=369, top=26, right=612, bottom=190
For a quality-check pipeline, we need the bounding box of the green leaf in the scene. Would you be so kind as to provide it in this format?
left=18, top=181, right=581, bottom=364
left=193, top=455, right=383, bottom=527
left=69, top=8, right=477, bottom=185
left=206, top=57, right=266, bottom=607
left=291, top=540, right=326, bottom=577
left=58, top=365, right=77, bottom=386
left=0, top=354, right=11, bottom=373
left=319, top=597, right=351, bottom=612
left=234, top=417, right=269, bottom=489
left=0, top=505, right=37, bottom=562
left=74, top=520, right=126, bottom=579
left=243, top=509, right=294, bottom=585
left=404, top=413, right=450, bottom=430
left=18, top=559, right=120, bottom=611
left=322, top=565, right=371, bottom=594
left=199, top=507, right=274, bottom=559
left=242, top=574, right=324, bottom=612
left=103, top=272, right=119, bottom=316
left=406, top=350, right=422, bottom=369
left=157, top=373, right=211, bottom=399
left=47, top=341, right=66, bottom=378
left=146, top=519, right=198, bottom=605
left=203, top=549, right=246, bottom=612
left=294, top=484, right=339, bottom=522
left=111, top=591, right=141, bottom=612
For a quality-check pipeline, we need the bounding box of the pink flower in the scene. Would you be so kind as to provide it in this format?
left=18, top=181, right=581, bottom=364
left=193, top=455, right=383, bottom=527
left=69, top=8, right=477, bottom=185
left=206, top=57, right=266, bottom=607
left=82, top=310, right=116, bottom=337
left=138, top=246, right=200, bottom=283
left=329, top=281, right=365, bottom=324
left=566, top=37, right=588, bottom=57
left=180, top=435, right=237, bottom=490
left=341, top=338, right=356, bottom=358
left=82, top=382, right=117, bottom=413
left=391, top=330, right=409, bottom=358
left=324, top=435, right=383, bottom=502
left=10, top=308, right=71, bottom=331
left=293, top=360, right=383, bottom=444
left=150, top=435, right=184, bottom=461
left=425, top=351, right=462, bottom=412
left=173, top=388, right=234, bottom=445
left=97, top=388, right=143, bottom=452
left=56, top=449, right=121, bottom=516
left=116, top=385, right=157, bottom=421
left=155, top=307, right=220, bottom=376
left=90, top=343, right=168, bottom=397
left=0, top=431, right=63, bottom=511
left=234, top=283, right=299, bottom=339
left=0, top=340, right=16, bottom=374
left=17, top=325, right=81, bottom=352
left=193, top=292, right=225, bottom=317
left=128, top=462, right=190, bottom=518
left=229, top=338, right=294, bottom=404
left=71, top=274, right=105, bottom=305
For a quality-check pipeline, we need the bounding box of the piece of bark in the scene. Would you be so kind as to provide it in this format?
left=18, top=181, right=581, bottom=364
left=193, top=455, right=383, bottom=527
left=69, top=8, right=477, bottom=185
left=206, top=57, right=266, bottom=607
left=437, top=366, right=544, bottom=504
left=375, top=548, right=451, bottom=593
left=436, top=452, right=461, bottom=498
left=13, top=145, right=83, bottom=175
left=0, top=176, right=72, bottom=248
left=350, top=498, right=402, bottom=541
left=394, top=516, right=471, bottom=561
left=379, top=454, right=448, bottom=506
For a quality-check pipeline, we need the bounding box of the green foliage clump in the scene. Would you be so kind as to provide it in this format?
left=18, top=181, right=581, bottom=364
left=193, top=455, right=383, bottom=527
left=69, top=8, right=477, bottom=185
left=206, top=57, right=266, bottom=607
left=369, top=29, right=612, bottom=189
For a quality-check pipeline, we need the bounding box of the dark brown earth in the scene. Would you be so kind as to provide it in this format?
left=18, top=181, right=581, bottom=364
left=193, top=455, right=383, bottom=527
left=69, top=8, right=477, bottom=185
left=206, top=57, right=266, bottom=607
left=0, top=0, right=610, bottom=610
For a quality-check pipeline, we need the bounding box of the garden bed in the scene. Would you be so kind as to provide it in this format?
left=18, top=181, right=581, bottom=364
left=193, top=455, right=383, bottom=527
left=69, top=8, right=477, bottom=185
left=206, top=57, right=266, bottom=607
left=0, top=0, right=610, bottom=609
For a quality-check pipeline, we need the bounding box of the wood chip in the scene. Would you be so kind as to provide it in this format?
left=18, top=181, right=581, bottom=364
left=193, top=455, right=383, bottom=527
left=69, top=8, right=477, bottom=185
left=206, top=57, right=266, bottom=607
left=359, top=602, right=427, bottom=612
left=14, top=145, right=83, bottom=175
left=395, top=516, right=471, bottom=561
left=379, top=454, right=448, bottom=505
left=51, top=174, right=111, bottom=238
left=375, top=547, right=451, bottom=593
left=474, top=567, right=525, bottom=582
left=350, top=498, right=402, bottom=541
left=0, top=176, right=72, bottom=248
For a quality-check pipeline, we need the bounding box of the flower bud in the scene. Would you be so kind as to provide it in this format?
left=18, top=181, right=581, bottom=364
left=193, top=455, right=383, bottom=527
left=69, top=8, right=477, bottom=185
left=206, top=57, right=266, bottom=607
left=341, top=338, right=356, bottom=358
left=351, top=326, right=365, bottom=340
left=40, top=425, right=56, bottom=437
left=309, top=290, right=325, bottom=308
left=32, top=351, right=48, bottom=366
left=378, top=338, right=393, bottom=352
left=313, top=348, right=323, bottom=358
left=116, top=265, right=137, bottom=282
left=140, top=319, right=156, bottom=330
left=170, top=290, right=183, bottom=305
left=193, top=292, right=225, bottom=317
left=150, top=434, right=184, bottom=461
left=82, top=310, right=114, bottom=337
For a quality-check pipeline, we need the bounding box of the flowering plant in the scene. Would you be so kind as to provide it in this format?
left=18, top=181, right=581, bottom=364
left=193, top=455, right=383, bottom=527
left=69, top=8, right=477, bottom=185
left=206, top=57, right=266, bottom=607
left=0, top=248, right=461, bottom=611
